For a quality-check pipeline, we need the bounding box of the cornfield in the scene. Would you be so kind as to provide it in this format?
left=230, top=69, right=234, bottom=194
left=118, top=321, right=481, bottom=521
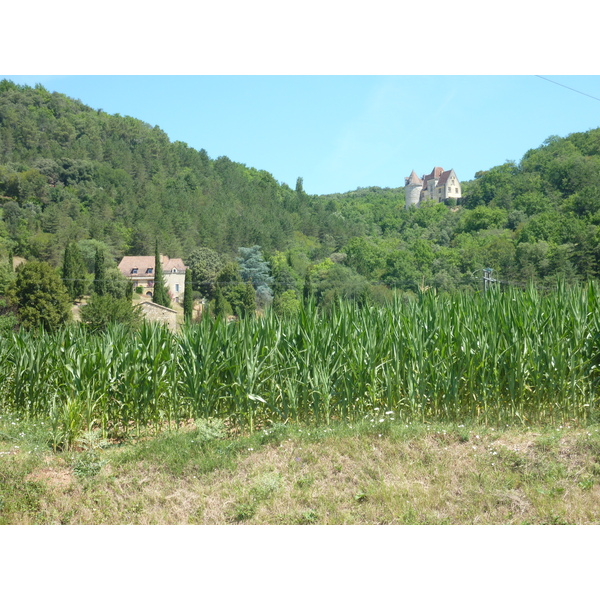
left=1, top=282, right=599, bottom=445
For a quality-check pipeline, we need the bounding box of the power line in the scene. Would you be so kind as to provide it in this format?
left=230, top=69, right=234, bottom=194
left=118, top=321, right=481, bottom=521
left=60, top=274, right=572, bottom=293
left=535, top=75, right=600, bottom=103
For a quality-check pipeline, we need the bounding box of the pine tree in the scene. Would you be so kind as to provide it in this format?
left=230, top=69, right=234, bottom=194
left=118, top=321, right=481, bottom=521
left=237, top=246, right=273, bottom=307
left=94, top=248, right=106, bottom=296
left=152, top=242, right=171, bottom=308
left=183, top=267, right=193, bottom=322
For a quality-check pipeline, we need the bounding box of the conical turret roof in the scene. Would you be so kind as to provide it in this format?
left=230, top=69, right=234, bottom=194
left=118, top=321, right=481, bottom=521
left=405, top=170, right=422, bottom=185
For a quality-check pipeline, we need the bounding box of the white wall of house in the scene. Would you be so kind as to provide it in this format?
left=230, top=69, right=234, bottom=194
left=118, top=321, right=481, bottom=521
left=164, top=270, right=186, bottom=304
left=444, top=170, right=462, bottom=200
left=436, top=175, right=461, bottom=201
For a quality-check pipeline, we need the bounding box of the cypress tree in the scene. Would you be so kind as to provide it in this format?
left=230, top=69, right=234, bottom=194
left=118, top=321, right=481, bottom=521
left=62, top=243, right=74, bottom=299
left=94, top=248, right=106, bottom=296
left=72, top=244, right=86, bottom=300
left=303, top=269, right=314, bottom=304
left=63, top=242, right=86, bottom=301
left=213, top=286, right=227, bottom=320
left=242, top=281, right=256, bottom=318
left=152, top=242, right=171, bottom=308
left=183, top=267, right=193, bottom=322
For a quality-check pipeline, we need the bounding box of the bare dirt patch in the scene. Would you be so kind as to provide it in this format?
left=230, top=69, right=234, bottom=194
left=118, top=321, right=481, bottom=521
left=26, top=466, right=74, bottom=489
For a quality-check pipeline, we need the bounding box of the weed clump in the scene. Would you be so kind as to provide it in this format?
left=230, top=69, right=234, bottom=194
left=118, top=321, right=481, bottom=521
left=194, top=418, right=226, bottom=444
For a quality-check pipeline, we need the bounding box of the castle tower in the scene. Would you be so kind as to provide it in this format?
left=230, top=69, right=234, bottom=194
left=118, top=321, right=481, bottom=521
left=404, top=170, right=422, bottom=209
left=421, top=166, right=444, bottom=202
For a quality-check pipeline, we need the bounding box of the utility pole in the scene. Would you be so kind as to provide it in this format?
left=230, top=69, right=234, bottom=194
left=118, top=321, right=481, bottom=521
left=483, top=268, right=495, bottom=292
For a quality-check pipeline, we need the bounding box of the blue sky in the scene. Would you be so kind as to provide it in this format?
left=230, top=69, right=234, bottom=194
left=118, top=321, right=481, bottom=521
left=2, top=75, right=600, bottom=196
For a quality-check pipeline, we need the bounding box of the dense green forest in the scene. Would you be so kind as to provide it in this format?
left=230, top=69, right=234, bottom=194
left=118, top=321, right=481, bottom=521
left=2, top=78, right=600, bottom=316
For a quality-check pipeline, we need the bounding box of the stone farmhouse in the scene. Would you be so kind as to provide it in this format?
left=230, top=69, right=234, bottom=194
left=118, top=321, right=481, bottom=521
left=117, top=255, right=187, bottom=304
left=138, top=301, right=178, bottom=332
left=404, top=167, right=462, bottom=209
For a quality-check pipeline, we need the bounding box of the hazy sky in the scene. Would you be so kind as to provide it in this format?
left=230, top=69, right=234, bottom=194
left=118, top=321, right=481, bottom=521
left=3, top=75, right=599, bottom=196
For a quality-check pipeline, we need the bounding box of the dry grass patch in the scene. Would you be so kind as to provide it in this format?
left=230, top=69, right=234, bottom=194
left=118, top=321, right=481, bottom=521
left=25, top=465, right=74, bottom=489
left=2, top=420, right=600, bottom=524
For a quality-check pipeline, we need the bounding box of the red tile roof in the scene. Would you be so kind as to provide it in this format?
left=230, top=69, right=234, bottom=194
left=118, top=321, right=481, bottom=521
left=117, top=255, right=187, bottom=278
left=422, top=166, right=444, bottom=182
left=437, top=170, right=452, bottom=186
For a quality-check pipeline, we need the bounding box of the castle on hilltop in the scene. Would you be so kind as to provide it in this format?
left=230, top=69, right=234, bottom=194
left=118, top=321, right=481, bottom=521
left=404, top=167, right=462, bottom=209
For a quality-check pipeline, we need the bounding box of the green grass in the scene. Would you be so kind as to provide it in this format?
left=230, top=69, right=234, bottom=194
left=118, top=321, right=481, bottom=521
left=2, top=416, right=600, bottom=524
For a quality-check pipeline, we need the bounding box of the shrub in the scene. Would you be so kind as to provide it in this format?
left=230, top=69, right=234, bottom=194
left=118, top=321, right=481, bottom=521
left=79, top=294, right=141, bottom=333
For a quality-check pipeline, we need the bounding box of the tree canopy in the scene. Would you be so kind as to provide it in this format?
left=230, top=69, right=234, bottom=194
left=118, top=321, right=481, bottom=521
left=8, top=260, right=71, bottom=330
left=3, top=79, right=600, bottom=311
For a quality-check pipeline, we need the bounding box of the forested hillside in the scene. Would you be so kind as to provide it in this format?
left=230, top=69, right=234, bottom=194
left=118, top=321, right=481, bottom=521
left=319, top=132, right=600, bottom=293
left=1, top=78, right=600, bottom=312
left=0, top=79, right=354, bottom=261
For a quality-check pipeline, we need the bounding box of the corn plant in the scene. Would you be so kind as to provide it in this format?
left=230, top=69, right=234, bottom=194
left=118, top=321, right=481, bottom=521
left=0, top=282, right=598, bottom=438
